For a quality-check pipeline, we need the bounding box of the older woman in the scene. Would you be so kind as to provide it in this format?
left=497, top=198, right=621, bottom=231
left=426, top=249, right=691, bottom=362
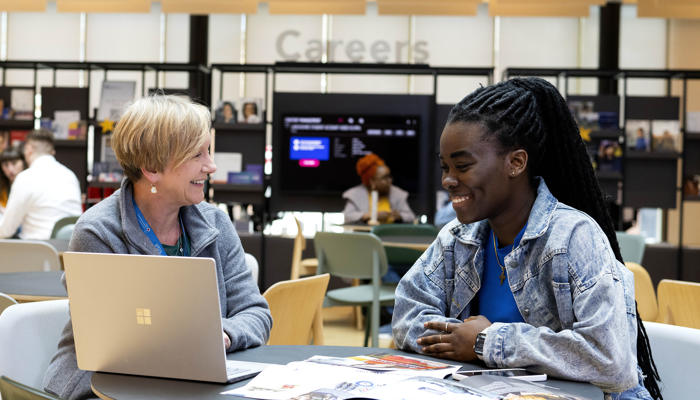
left=42, top=96, right=272, bottom=400
left=342, top=153, right=415, bottom=224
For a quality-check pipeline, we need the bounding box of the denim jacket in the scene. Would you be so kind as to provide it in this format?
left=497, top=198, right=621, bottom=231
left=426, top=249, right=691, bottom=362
left=392, top=179, right=643, bottom=394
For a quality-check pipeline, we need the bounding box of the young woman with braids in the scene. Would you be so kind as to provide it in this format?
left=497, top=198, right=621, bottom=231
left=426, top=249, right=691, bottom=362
left=392, top=77, right=661, bottom=399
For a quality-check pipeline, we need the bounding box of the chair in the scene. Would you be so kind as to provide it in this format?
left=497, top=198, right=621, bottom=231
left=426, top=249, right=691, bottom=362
left=0, top=293, right=18, bottom=315
left=0, top=376, right=61, bottom=400
left=314, top=231, right=396, bottom=347
left=643, top=321, right=700, bottom=400
left=0, top=300, right=69, bottom=388
left=290, top=217, right=318, bottom=280
left=262, top=274, right=330, bottom=345
left=615, top=231, right=646, bottom=264
left=0, top=240, right=61, bottom=272
left=625, top=262, right=658, bottom=322
left=657, top=279, right=700, bottom=329
left=371, top=223, right=439, bottom=266
left=49, top=216, right=79, bottom=239
left=244, top=252, right=259, bottom=284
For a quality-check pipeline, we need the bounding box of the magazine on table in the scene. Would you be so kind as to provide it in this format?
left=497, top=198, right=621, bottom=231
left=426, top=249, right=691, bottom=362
left=457, top=374, right=592, bottom=400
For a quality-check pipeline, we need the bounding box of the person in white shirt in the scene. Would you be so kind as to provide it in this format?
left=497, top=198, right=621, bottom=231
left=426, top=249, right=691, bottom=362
left=0, top=129, right=82, bottom=239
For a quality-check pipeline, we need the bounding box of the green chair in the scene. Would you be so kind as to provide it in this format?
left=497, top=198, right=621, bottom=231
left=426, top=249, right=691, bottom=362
left=371, top=223, right=439, bottom=266
left=0, top=376, right=61, bottom=400
left=49, top=216, right=79, bottom=240
left=314, top=231, right=396, bottom=347
left=615, top=231, right=646, bottom=264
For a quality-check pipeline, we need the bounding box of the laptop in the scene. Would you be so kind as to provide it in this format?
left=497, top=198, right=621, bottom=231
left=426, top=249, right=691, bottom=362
left=63, top=251, right=269, bottom=384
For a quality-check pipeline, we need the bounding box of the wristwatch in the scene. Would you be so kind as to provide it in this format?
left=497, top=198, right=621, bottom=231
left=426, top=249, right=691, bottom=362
left=473, top=331, right=487, bottom=359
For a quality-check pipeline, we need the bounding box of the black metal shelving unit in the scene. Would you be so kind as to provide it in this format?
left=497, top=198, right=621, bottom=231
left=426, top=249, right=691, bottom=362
left=503, top=67, right=700, bottom=282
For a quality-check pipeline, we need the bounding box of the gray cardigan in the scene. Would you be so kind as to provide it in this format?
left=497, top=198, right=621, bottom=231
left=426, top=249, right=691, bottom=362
left=342, top=184, right=416, bottom=224
left=42, top=179, right=272, bottom=400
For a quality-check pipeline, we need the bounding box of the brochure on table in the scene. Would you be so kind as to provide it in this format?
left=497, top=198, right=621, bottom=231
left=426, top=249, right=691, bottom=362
left=223, top=353, right=591, bottom=400
left=223, top=353, right=463, bottom=400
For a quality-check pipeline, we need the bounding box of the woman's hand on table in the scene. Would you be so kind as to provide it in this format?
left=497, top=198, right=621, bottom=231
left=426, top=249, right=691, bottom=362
left=417, top=316, right=492, bottom=362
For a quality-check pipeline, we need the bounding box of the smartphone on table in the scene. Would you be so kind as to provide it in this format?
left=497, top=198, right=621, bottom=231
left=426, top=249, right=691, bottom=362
left=452, top=367, right=547, bottom=382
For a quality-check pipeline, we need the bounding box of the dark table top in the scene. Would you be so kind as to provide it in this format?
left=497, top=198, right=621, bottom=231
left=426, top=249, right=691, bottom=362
left=0, top=271, right=66, bottom=301
left=92, top=345, right=602, bottom=400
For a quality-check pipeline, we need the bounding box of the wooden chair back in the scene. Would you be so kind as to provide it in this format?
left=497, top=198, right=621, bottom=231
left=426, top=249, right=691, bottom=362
left=0, top=293, right=17, bottom=316
left=657, top=279, right=700, bottom=329
left=290, top=217, right=317, bottom=280
left=263, top=274, right=330, bottom=345
left=625, top=262, right=658, bottom=321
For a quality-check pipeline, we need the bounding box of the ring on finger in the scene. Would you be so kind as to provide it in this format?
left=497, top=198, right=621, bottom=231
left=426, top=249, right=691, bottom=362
left=445, top=321, right=448, bottom=332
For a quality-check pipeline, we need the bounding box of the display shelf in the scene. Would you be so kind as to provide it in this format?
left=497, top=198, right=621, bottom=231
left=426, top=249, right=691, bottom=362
left=54, top=139, right=87, bottom=148
left=596, top=170, right=623, bottom=180
left=0, top=119, right=34, bottom=129
left=210, top=183, right=264, bottom=192
left=625, top=151, right=680, bottom=160
left=87, top=181, right=121, bottom=189
left=590, top=129, right=623, bottom=140
left=212, top=123, right=266, bottom=132
left=686, top=131, right=700, bottom=140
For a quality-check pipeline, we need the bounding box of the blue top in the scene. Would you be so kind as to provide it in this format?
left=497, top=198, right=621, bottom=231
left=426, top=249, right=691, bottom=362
left=477, top=224, right=527, bottom=323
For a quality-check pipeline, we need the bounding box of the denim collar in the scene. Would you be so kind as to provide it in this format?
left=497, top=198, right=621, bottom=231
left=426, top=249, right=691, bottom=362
left=448, top=177, right=558, bottom=248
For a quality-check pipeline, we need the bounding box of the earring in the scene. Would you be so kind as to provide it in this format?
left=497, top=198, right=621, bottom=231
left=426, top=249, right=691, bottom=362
left=150, top=184, right=157, bottom=194
left=511, top=171, right=516, bottom=177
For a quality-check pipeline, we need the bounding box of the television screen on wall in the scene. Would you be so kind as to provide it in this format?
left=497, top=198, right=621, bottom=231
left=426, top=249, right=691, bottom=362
left=271, top=92, right=435, bottom=214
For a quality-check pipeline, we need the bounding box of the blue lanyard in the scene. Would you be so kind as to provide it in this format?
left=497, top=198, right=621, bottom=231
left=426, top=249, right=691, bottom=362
left=132, top=197, right=189, bottom=257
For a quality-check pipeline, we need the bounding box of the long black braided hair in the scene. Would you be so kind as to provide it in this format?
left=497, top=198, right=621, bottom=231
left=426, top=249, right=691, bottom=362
left=446, top=77, right=662, bottom=399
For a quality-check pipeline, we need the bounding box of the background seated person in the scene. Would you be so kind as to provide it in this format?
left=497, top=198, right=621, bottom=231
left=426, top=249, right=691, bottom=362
left=0, top=129, right=81, bottom=239
left=342, top=153, right=415, bottom=224
left=392, top=78, right=661, bottom=399
left=42, top=95, right=272, bottom=400
left=0, top=144, right=27, bottom=216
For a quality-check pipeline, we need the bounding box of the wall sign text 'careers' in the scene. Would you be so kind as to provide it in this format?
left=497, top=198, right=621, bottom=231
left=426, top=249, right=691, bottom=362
left=276, top=30, right=429, bottom=63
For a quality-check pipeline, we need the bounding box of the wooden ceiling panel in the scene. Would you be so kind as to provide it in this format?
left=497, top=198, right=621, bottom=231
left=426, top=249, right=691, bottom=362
left=638, top=0, right=700, bottom=18
left=0, top=0, right=46, bottom=12
left=56, top=0, right=151, bottom=13
left=376, top=0, right=479, bottom=16
left=161, top=0, right=258, bottom=14
left=268, top=0, right=365, bottom=15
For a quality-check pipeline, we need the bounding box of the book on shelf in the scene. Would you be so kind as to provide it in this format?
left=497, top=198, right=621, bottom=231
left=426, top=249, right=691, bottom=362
left=568, top=100, right=618, bottom=135
left=49, top=110, right=84, bottom=140
left=650, top=119, right=680, bottom=153
left=239, top=97, right=263, bottom=124
left=213, top=100, right=238, bottom=125
left=9, top=88, right=34, bottom=120
left=9, top=130, right=28, bottom=146
left=212, top=152, right=242, bottom=183
left=625, top=119, right=651, bottom=152
left=97, top=81, right=136, bottom=121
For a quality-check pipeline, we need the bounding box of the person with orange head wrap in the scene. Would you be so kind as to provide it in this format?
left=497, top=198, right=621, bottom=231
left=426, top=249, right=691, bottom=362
left=342, top=153, right=415, bottom=224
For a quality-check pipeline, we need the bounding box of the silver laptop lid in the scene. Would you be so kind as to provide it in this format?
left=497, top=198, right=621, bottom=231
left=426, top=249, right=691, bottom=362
left=63, top=252, right=229, bottom=383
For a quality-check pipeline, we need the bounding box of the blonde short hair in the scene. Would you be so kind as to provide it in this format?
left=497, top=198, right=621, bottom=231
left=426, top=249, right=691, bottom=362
left=112, top=95, right=210, bottom=182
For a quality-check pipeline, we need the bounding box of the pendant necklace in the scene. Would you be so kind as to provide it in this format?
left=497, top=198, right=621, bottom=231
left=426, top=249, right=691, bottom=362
left=492, top=231, right=509, bottom=285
